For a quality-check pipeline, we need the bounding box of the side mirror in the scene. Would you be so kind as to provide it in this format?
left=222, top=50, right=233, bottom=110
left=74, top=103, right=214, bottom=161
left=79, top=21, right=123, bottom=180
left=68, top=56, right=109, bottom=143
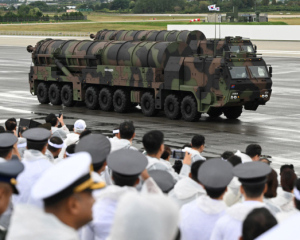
left=269, top=66, right=272, bottom=74
left=254, top=45, right=257, bottom=51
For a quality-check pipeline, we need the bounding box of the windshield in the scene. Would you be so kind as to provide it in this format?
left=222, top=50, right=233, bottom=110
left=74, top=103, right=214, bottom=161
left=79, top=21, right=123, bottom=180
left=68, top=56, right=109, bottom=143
left=248, top=66, right=269, bottom=78
left=241, top=45, right=254, bottom=53
left=229, top=46, right=240, bottom=52
left=229, top=67, right=249, bottom=79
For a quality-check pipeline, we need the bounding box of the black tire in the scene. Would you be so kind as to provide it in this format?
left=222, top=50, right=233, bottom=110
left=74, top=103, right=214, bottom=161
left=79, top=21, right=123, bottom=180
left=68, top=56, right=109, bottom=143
left=99, top=88, right=114, bottom=111
left=223, top=106, right=243, bottom=119
left=164, top=94, right=181, bottom=120
left=141, top=92, right=159, bottom=117
left=181, top=95, right=201, bottom=122
left=49, top=83, right=62, bottom=105
left=37, top=82, right=50, bottom=104
left=85, top=86, right=99, bottom=110
left=113, top=89, right=130, bottom=113
left=208, top=108, right=223, bottom=118
left=61, top=85, right=75, bottom=107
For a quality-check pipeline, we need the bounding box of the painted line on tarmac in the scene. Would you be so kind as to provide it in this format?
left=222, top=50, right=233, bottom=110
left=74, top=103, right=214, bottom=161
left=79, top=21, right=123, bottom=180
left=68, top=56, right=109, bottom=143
left=0, top=106, right=32, bottom=114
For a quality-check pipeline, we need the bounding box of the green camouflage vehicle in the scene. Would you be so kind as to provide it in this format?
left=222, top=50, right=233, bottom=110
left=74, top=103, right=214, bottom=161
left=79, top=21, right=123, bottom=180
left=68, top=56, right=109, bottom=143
left=27, top=39, right=272, bottom=121
left=90, top=30, right=256, bottom=55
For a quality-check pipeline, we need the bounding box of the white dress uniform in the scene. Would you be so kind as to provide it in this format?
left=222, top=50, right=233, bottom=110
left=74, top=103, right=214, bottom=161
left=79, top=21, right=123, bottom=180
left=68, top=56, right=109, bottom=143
left=13, top=149, right=52, bottom=208
left=109, top=138, right=138, bottom=152
left=8, top=152, right=105, bottom=240
left=7, top=204, right=80, bottom=240
left=272, top=187, right=295, bottom=212
left=80, top=149, right=162, bottom=240
left=210, top=201, right=266, bottom=240
left=181, top=196, right=227, bottom=240
left=210, top=161, right=272, bottom=240
left=107, top=192, right=179, bottom=240
left=13, top=128, right=53, bottom=208
left=180, top=158, right=233, bottom=240
left=256, top=212, right=300, bottom=240
left=182, top=147, right=206, bottom=163
left=168, top=177, right=206, bottom=207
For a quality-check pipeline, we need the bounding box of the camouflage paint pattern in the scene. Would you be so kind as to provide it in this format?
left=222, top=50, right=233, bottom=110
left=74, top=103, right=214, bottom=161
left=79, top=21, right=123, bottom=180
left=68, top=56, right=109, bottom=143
left=91, top=31, right=254, bottom=57
left=91, top=30, right=206, bottom=43
left=28, top=39, right=272, bottom=114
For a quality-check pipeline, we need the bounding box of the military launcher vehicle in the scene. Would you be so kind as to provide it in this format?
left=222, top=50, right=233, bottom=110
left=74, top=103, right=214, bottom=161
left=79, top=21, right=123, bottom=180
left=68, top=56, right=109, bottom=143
left=90, top=30, right=256, bottom=56
left=27, top=39, right=272, bottom=121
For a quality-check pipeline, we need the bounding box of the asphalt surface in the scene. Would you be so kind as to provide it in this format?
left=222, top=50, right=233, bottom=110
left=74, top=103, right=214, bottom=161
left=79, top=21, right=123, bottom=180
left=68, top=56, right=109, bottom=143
left=0, top=42, right=299, bottom=174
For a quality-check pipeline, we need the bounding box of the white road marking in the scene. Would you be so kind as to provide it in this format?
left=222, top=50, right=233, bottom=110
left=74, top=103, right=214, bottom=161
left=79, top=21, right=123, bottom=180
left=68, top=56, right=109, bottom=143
left=0, top=106, right=32, bottom=114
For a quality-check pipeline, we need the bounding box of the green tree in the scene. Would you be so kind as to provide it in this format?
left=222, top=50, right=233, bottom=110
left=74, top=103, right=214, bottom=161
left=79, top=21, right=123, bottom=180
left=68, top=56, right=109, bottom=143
left=28, top=7, right=43, bottom=17
left=261, top=0, right=269, bottom=6
left=110, top=0, right=130, bottom=10
left=17, top=5, right=31, bottom=15
left=272, top=0, right=276, bottom=4
left=129, top=1, right=135, bottom=9
left=29, top=1, right=48, bottom=11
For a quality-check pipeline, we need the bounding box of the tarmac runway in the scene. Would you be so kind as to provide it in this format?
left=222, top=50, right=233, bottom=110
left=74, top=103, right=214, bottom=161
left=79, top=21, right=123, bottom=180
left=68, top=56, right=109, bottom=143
left=0, top=40, right=299, bottom=174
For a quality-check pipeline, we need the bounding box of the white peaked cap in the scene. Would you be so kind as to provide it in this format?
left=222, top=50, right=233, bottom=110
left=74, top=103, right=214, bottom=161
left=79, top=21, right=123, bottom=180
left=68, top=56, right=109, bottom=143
left=107, top=192, right=179, bottom=240
left=74, top=120, right=86, bottom=131
left=31, top=152, right=104, bottom=201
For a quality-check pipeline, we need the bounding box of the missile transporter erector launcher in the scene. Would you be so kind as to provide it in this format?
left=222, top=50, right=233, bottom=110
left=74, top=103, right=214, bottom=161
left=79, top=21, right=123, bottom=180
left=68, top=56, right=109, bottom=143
left=90, top=30, right=256, bottom=56
left=27, top=39, right=272, bottom=121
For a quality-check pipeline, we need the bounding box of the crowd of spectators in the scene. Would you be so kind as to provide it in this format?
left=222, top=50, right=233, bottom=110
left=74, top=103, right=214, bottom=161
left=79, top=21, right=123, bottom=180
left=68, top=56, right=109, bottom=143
left=0, top=114, right=297, bottom=240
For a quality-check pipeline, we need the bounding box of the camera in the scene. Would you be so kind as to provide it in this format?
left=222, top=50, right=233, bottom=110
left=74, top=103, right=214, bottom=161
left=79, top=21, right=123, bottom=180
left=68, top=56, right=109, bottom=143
left=172, top=150, right=185, bottom=160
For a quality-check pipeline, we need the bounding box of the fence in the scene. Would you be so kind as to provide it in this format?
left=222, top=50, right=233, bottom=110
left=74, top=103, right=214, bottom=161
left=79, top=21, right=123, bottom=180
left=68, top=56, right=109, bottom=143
left=0, top=31, right=91, bottom=37
left=0, top=16, right=87, bottom=23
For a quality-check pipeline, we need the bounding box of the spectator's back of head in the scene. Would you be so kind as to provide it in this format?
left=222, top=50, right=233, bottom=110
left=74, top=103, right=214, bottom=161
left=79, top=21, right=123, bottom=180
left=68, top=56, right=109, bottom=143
left=79, top=130, right=92, bottom=140
left=191, top=135, right=205, bottom=149
left=264, top=169, right=278, bottom=199
left=228, top=155, right=242, bottom=167
left=65, top=144, right=76, bottom=157
left=242, top=208, right=277, bottom=240
left=0, top=127, right=5, bottom=133
left=294, top=179, right=300, bottom=210
left=221, top=151, right=234, bottom=160
left=5, top=118, right=17, bottom=131
left=45, top=114, right=57, bottom=127
left=119, top=121, right=135, bottom=140
left=281, top=168, right=297, bottom=193
left=246, top=144, right=262, bottom=158
left=191, top=160, right=205, bottom=182
left=47, top=136, right=63, bottom=154
left=143, top=130, right=164, bottom=155
left=280, top=164, right=294, bottom=175
left=161, top=146, right=171, bottom=160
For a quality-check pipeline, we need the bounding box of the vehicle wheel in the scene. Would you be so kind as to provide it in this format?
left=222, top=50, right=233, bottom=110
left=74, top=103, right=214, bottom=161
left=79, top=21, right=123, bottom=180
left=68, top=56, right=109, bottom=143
left=49, top=83, right=62, bottom=105
left=141, top=92, right=159, bottom=117
left=181, top=95, right=200, bottom=122
left=37, top=82, right=50, bottom=104
left=208, top=108, right=223, bottom=118
left=113, top=89, right=130, bottom=113
left=99, top=88, right=114, bottom=111
left=61, top=85, right=75, bottom=107
left=223, top=106, right=243, bottom=119
left=164, top=94, right=181, bottom=120
left=85, top=86, right=99, bottom=110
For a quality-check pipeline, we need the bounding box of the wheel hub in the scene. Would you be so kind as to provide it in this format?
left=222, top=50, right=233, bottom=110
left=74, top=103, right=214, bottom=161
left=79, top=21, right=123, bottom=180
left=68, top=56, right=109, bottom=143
left=117, top=97, right=121, bottom=106
left=51, top=91, right=56, bottom=98
left=185, top=104, right=191, bottom=114
left=40, top=90, right=44, bottom=97
left=145, top=100, right=150, bottom=109
left=88, top=94, right=93, bottom=102
left=102, top=95, right=107, bottom=104
left=169, top=103, right=174, bottom=112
